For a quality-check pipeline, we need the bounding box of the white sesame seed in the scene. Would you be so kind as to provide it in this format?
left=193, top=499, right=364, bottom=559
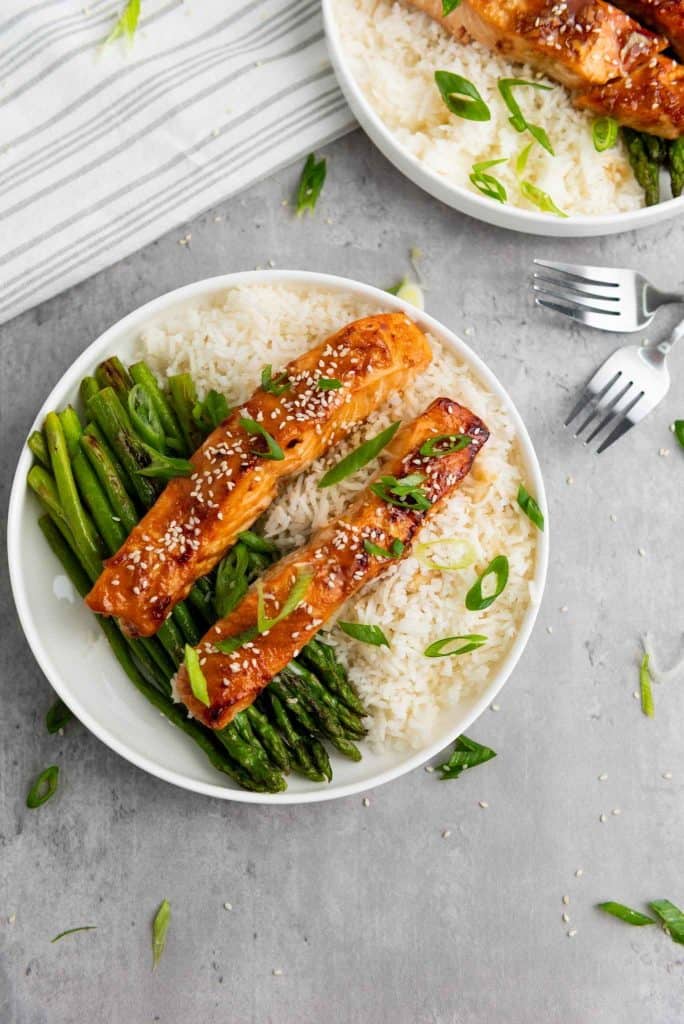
left=575, top=869, right=583, bottom=878
left=272, top=968, right=283, bottom=976
left=610, top=513, right=617, bottom=522
left=362, top=797, right=370, bottom=807
left=8, top=913, right=16, bottom=925
left=442, top=829, right=452, bottom=839
left=566, top=475, right=574, bottom=485
left=560, top=605, right=568, bottom=613
left=637, top=548, right=646, bottom=557
left=562, top=913, right=570, bottom=923
left=562, top=895, right=570, bottom=906
left=598, top=773, right=608, bottom=781
left=662, top=771, right=673, bottom=780
left=600, top=813, right=607, bottom=823
left=490, top=703, right=501, bottom=712
left=424, top=765, right=434, bottom=773
left=223, top=902, right=232, bottom=911
left=478, top=800, right=488, bottom=809
left=611, top=808, right=621, bottom=816
left=567, top=929, right=577, bottom=938
left=547, top=626, right=553, bottom=634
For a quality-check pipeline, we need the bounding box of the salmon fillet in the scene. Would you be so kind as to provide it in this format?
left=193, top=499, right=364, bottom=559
left=174, top=397, right=489, bottom=730
left=86, top=314, right=432, bottom=637
left=611, top=0, right=684, bottom=60
left=407, top=0, right=684, bottom=137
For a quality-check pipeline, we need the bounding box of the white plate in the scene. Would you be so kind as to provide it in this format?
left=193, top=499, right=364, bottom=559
left=322, top=0, right=684, bottom=237
left=8, top=271, right=548, bottom=803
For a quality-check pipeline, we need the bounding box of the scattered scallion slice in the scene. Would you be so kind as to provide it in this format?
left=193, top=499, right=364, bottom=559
left=136, top=444, right=194, bottom=480
left=442, top=0, right=462, bottom=13
left=338, top=622, right=390, bottom=647
left=296, top=153, right=327, bottom=216
left=497, top=78, right=554, bottom=154
left=184, top=645, right=210, bottom=707
left=363, top=538, right=404, bottom=559
left=469, top=159, right=507, bottom=203
left=239, top=416, right=285, bottom=461
left=435, top=71, right=490, bottom=122
left=516, top=142, right=533, bottom=177
left=51, top=926, right=97, bottom=943
left=419, top=433, right=471, bottom=457
left=424, top=634, right=487, bottom=657
left=256, top=567, right=313, bottom=632
left=519, top=180, right=567, bottom=218
left=261, top=365, right=291, bottom=396
left=592, top=117, right=619, bottom=152
left=674, top=420, right=684, bottom=448
left=370, top=473, right=432, bottom=511
left=318, top=378, right=342, bottom=390
left=649, top=900, right=684, bottom=944
left=214, top=627, right=260, bottom=655
left=26, top=765, right=59, bottom=809
left=639, top=653, right=655, bottom=718
left=152, top=899, right=171, bottom=968
left=46, top=698, right=74, bottom=734
left=415, top=537, right=477, bottom=571
left=597, top=902, right=656, bottom=926
left=387, top=278, right=425, bottom=309
left=215, top=544, right=251, bottom=618
left=318, top=421, right=401, bottom=488
left=192, top=390, right=230, bottom=432
left=465, top=555, right=509, bottom=611
left=437, top=734, right=496, bottom=780
left=128, top=385, right=166, bottom=450
left=517, top=484, right=544, bottom=531
left=103, top=0, right=140, bottom=46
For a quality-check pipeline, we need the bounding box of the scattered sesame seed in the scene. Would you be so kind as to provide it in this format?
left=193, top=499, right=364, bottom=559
left=575, top=869, right=583, bottom=878
left=362, top=797, right=370, bottom=807
left=567, top=929, right=577, bottom=938
left=272, top=968, right=283, bottom=976
left=598, top=773, right=608, bottom=781
left=223, top=902, right=232, bottom=911
left=658, top=448, right=670, bottom=457
left=562, top=895, right=570, bottom=906
left=442, top=830, right=452, bottom=839
left=662, top=771, right=673, bottom=780
left=562, top=913, right=570, bottom=923
left=637, top=548, right=646, bottom=557
left=478, top=800, right=489, bottom=809
left=464, top=326, right=475, bottom=336
left=632, top=691, right=639, bottom=700
left=566, top=475, right=574, bottom=485
left=610, top=513, right=617, bottom=522
left=560, top=605, right=568, bottom=613
left=424, top=765, right=434, bottom=773
left=490, top=703, right=501, bottom=712
left=547, top=626, right=553, bottom=634
left=600, top=813, right=607, bottom=823
left=8, top=913, right=16, bottom=925
left=611, top=808, right=621, bottom=816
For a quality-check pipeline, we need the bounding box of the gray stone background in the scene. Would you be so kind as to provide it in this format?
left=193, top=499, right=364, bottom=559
left=1, top=132, right=683, bottom=1024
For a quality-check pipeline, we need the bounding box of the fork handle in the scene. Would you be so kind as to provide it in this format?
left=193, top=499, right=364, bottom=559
left=645, top=286, right=684, bottom=314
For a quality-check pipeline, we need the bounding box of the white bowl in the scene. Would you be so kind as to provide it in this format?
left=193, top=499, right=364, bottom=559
left=8, top=270, right=548, bottom=804
left=322, top=0, right=684, bottom=237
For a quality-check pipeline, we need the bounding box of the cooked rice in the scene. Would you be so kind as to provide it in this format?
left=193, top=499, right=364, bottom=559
left=141, top=284, right=539, bottom=749
left=332, top=0, right=644, bottom=215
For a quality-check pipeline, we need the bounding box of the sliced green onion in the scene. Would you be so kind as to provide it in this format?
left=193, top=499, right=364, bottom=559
left=465, top=555, right=509, bottom=611
left=184, top=645, right=210, bottom=707
left=425, top=634, right=487, bottom=657
left=338, top=622, right=390, bottom=647
left=51, top=925, right=97, bottom=943
left=517, top=484, right=544, bottom=531
left=519, top=180, right=567, bottom=218
left=318, top=421, right=401, bottom=488
left=442, top=0, right=462, bottom=13
left=415, top=537, right=477, bottom=571
left=469, top=158, right=507, bottom=203
left=498, top=78, right=554, bottom=154
left=214, top=626, right=260, bottom=655
left=296, top=153, right=327, bottom=216
left=192, top=390, right=230, bottom=433
left=136, top=444, right=193, bottom=480
left=387, top=278, right=425, bottom=309
left=152, top=899, right=171, bottom=968
left=103, top=0, right=140, bottom=46
left=239, top=416, right=285, bottom=461
left=419, top=433, right=471, bottom=457
left=261, top=365, right=291, bottom=396
left=256, top=567, right=313, bottom=633
left=592, top=117, right=619, bottom=152
left=46, top=698, right=74, bottom=734
left=674, top=420, right=684, bottom=448
left=437, top=734, right=497, bottom=780
left=318, top=378, right=342, bottom=390
left=26, top=765, right=59, bottom=809
left=435, top=71, right=490, bottom=122
left=516, top=142, right=533, bottom=177
left=639, top=653, right=655, bottom=718
left=128, top=385, right=166, bottom=450
left=649, top=900, right=684, bottom=944
left=370, top=473, right=432, bottom=511
left=215, top=544, right=250, bottom=618
left=597, top=902, right=656, bottom=926
left=363, top=538, right=404, bottom=559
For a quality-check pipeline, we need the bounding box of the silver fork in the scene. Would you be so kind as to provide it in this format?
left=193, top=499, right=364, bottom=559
left=533, top=259, right=684, bottom=332
left=565, top=319, right=683, bottom=453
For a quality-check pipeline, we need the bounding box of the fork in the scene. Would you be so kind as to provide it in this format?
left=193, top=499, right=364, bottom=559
left=533, top=259, right=684, bottom=332
left=565, top=318, right=684, bottom=453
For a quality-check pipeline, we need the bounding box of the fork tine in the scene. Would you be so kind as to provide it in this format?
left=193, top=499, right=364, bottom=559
left=565, top=370, right=621, bottom=428
left=573, top=375, right=628, bottom=437
left=581, top=381, right=633, bottom=442
left=533, top=259, right=621, bottom=287
left=533, top=283, right=621, bottom=315
left=596, top=398, right=644, bottom=453
left=534, top=297, right=612, bottom=330
left=533, top=274, right=620, bottom=302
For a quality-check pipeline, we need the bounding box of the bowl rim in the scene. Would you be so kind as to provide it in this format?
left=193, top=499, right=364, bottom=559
left=8, top=269, right=549, bottom=803
left=321, top=0, right=684, bottom=237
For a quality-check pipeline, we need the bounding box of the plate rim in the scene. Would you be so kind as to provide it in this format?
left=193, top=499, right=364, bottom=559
left=7, top=269, right=549, bottom=803
left=321, top=0, right=684, bottom=237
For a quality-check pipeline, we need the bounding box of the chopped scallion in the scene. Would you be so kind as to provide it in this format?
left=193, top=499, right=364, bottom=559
left=674, top=420, right=684, bottom=449
left=597, top=902, right=656, bottom=926
left=419, top=433, right=471, bottom=457
left=184, top=645, right=210, bottom=707
left=317, top=378, right=342, bottom=390
left=441, top=0, right=462, bottom=13
left=649, top=900, right=684, bottom=944
left=465, top=555, right=509, bottom=611
left=26, top=765, right=59, bottom=809
left=338, top=621, right=390, bottom=647
left=498, top=78, right=554, bottom=154
left=370, top=473, right=432, bottom=511
left=318, top=421, right=401, bottom=488
left=103, top=0, right=140, bottom=47
left=261, top=365, right=291, bottom=396
left=256, top=568, right=313, bottom=633
left=435, top=71, right=490, bottom=122
left=51, top=926, right=97, bottom=943
left=136, top=444, right=193, bottom=480
left=517, top=484, right=544, bottom=531
left=296, top=153, right=327, bottom=216
left=437, top=734, right=496, bottom=780
left=152, top=899, right=171, bottom=968
left=239, top=416, right=285, bottom=461
left=592, top=117, right=619, bottom=152
left=46, top=698, right=74, bottom=734
left=363, top=538, right=404, bottom=559
left=639, top=653, right=655, bottom=718
left=469, top=158, right=507, bottom=203
left=415, top=537, right=477, bottom=571
left=424, top=634, right=487, bottom=657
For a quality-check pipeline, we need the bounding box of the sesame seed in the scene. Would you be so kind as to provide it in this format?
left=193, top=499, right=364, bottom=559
left=478, top=800, right=488, bottom=809
left=637, top=548, right=646, bottom=557
left=562, top=895, right=570, bottom=906
left=600, top=813, right=607, bottom=823
left=424, top=765, right=434, bottom=773
left=567, top=929, right=577, bottom=938
left=223, top=902, right=232, bottom=911
left=562, top=913, right=570, bottom=923
left=662, top=771, right=673, bottom=780
left=490, top=703, right=501, bottom=712
left=611, top=808, right=621, bottom=816
left=442, top=830, right=452, bottom=839
left=566, top=475, right=574, bottom=485
left=575, top=868, right=583, bottom=878
left=272, top=968, right=283, bottom=977
left=598, top=773, right=608, bottom=782
left=362, top=797, right=370, bottom=807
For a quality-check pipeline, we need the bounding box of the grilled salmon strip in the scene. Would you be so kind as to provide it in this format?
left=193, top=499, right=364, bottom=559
left=611, top=0, right=684, bottom=61
left=407, top=0, right=684, bottom=137
left=174, top=397, right=489, bottom=730
left=86, top=313, right=432, bottom=637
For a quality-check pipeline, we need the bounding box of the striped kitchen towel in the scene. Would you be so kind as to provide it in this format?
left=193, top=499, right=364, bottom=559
left=0, top=0, right=354, bottom=325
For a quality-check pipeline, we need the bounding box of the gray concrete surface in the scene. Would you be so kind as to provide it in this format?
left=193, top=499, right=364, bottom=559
left=2, top=131, right=684, bottom=1024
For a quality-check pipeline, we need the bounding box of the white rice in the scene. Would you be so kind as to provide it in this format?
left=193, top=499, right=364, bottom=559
left=332, top=0, right=644, bottom=215
left=141, top=284, right=539, bottom=750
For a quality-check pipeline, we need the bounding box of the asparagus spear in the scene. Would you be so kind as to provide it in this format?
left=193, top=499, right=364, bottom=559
left=79, top=375, right=101, bottom=407
left=299, top=637, right=367, bottom=716
left=80, top=425, right=138, bottom=534
left=87, top=387, right=160, bottom=507
left=167, top=373, right=202, bottom=451
left=128, top=362, right=185, bottom=454
left=287, top=660, right=366, bottom=738
left=215, top=722, right=286, bottom=791
left=245, top=705, right=291, bottom=772
left=95, top=356, right=133, bottom=400
left=263, top=693, right=325, bottom=782
left=28, top=430, right=50, bottom=469
left=623, top=128, right=662, bottom=206
left=668, top=138, right=684, bottom=198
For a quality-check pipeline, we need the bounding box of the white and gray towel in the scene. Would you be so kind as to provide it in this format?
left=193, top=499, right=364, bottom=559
left=0, top=0, right=354, bottom=324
